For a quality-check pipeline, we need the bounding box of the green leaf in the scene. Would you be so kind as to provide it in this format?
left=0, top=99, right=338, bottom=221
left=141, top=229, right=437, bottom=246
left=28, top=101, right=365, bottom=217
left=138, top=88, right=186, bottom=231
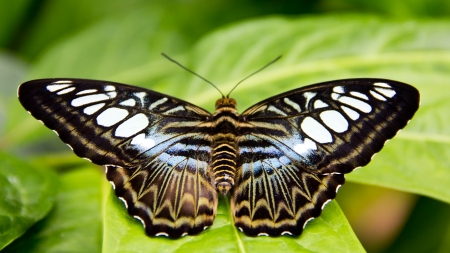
left=3, top=167, right=103, bottom=253
left=0, top=152, right=57, bottom=250
left=0, top=52, right=27, bottom=140
left=9, top=13, right=450, bottom=251
left=385, top=196, right=450, bottom=252
left=103, top=191, right=364, bottom=253
left=0, top=0, right=33, bottom=47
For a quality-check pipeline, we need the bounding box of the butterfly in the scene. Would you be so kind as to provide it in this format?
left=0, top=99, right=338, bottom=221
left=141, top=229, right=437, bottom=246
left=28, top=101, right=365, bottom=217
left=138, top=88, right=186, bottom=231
left=18, top=71, right=419, bottom=238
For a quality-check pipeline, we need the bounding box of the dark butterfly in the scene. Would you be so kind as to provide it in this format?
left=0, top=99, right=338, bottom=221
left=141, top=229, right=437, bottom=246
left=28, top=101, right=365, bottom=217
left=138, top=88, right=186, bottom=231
left=18, top=72, right=419, bottom=238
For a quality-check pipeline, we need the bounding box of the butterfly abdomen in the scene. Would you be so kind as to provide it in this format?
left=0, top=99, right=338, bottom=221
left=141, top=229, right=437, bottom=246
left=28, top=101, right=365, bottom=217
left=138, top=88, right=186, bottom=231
left=211, top=98, right=240, bottom=195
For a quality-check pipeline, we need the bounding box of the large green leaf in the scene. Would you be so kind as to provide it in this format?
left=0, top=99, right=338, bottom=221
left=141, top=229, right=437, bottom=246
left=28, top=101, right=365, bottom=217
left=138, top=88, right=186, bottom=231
left=103, top=191, right=363, bottom=253
left=0, top=0, right=33, bottom=47
left=0, top=152, right=57, bottom=250
left=3, top=167, right=103, bottom=253
left=8, top=13, right=450, bottom=252
left=0, top=52, right=27, bottom=140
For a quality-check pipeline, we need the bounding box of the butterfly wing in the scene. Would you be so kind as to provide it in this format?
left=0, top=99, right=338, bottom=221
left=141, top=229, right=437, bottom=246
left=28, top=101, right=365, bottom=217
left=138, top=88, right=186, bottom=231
left=232, top=78, right=419, bottom=236
left=18, top=78, right=218, bottom=238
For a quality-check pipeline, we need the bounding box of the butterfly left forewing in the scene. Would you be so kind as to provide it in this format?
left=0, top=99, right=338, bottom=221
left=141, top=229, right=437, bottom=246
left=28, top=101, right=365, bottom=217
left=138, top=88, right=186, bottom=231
left=19, top=78, right=218, bottom=238
left=232, top=78, right=419, bottom=236
left=18, top=79, right=212, bottom=166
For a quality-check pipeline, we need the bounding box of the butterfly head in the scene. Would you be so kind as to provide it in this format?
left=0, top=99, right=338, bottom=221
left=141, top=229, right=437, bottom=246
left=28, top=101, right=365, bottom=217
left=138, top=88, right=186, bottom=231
left=215, top=97, right=237, bottom=109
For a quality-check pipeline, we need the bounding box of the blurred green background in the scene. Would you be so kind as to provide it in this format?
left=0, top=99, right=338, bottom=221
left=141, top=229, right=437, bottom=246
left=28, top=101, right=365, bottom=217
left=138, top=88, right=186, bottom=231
left=0, top=0, right=449, bottom=252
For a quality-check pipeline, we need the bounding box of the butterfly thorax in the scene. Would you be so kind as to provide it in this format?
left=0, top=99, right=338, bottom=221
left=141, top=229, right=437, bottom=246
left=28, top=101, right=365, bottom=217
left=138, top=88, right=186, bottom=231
left=211, top=97, right=239, bottom=195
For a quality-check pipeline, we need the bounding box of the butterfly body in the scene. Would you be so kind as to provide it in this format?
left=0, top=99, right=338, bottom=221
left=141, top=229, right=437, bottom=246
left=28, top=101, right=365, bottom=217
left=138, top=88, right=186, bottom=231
left=209, top=99, right=240, bottom=195
left=18, top=77, right=419, bottom=238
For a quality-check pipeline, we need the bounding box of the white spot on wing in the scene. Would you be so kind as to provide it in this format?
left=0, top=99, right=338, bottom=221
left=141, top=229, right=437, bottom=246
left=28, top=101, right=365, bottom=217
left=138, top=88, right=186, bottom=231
left=57, top=87, right=76, bottom=95
left=370, top=90, right=387, bottom=101
left=321, top=199, right=332, bottom=210
left=374, top=82, right=391, bottom=88
left=182, top=232, right=188, bottom=237
left=350, top=91, right=369, bottom=100
left=374, top=87, right=396, bottom=98
left=341, top=106, right=360, bottom=120
left=320, top=110, right=349, bottom=133
left=281, top=231, right=292, bottom=235
left=268, top=105, right=287, bottom=116
left=331, top=93, right=340, bottom=100
left=314, top=99, right=328, bottom=109
left=149, top=97, right=168, bottom=110
left=52, top=130, right=59, bottom=136
left=107, top=92, right=117, bottom=98
left=115, top=114, right=149, bottom=137
left=83, top=103, right=105, bottom=115
left=303, top=92, right=317, bottom=107
left=335, top=184, right=342, bottom=193
left=301, top=117, right=332, bottom=143
left=120, top=98, right=136, bottom=106
left=134, top=92, right=146, bottom=104
left=47, top=84, right=71, bottom=92
left=76, top=89, right=97, bottom=95
left=338, top=96, right=372, bottom=113
left=104, top=85, right=115, bottom=91
left=258, top=233, right=269, bottom=236
left=71, top=94, right=109, bottom=107
left=109, top=181, right=116, bottom=189
left=283, top=97, right=301, bottom=112
left=294, top=138, right=317, bottom=156
left=155, top=232, right=169, bottom=237
left=53, top=80, right=73, bottom=84
left=165, top=105, right=185, bottom=114
left=131, top=133, right=155, bottom=151
left=119, top=197, right=128, bottom=208
left=96, top=107, right=129, bottom=127
left=333, top=86, right=344, bottom=94
left=134, top=216, right=146, bottom=227
left=82, top=157, right=92, bottom=162
left=303, top=217, right=314, bottom=228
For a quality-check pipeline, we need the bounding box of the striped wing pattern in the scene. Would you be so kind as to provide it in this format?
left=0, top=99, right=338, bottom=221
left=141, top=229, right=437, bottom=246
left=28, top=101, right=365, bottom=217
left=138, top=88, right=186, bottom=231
left=18, top=77, right=419, bottom=238
left=18, top=79, right=218, bottom=237
left=232, top=79, right=419, bottom=236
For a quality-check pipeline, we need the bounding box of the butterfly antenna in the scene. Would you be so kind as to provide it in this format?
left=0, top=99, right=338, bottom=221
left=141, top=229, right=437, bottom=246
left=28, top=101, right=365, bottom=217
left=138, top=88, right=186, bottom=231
left=161, top=53, right=225, bottom=98
left=226, top=55, right=282, bottom=98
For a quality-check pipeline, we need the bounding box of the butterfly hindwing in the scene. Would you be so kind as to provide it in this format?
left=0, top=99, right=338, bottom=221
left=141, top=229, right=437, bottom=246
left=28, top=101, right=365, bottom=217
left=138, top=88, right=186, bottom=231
left=18, top=78, right=218, bottom=238
left=233, top=134, right=345, bottom=236
left=232, top=79, right=419, bottom=236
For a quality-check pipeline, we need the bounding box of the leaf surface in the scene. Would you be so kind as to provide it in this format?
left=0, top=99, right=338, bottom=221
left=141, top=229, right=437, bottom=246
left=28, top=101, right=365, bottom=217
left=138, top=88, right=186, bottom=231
left=0, top=152, right=57, bottom=250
